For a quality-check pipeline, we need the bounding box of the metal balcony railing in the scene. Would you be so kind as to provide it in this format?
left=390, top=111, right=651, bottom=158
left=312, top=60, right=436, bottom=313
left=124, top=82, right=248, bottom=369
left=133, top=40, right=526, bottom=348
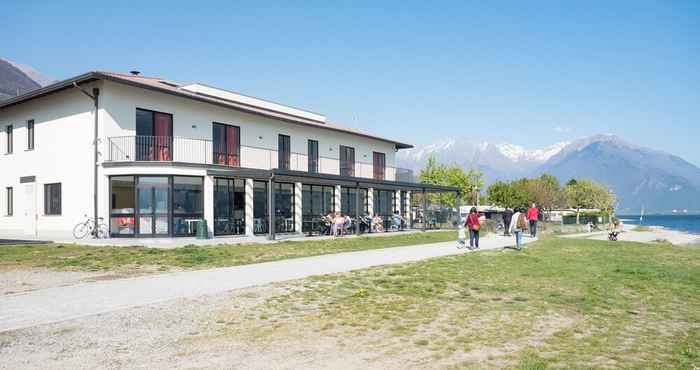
left=106, top=135, right=414, bottom=182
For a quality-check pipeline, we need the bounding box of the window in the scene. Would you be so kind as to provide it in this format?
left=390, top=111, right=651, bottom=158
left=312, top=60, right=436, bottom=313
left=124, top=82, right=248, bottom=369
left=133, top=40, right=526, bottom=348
left=339, top=146, right=355, bottom=176
left=137, top=177, right=170, bottom=235
left=213, top=178, right=245, bottom=236
left=135, top=108, right=173, bottom=161
left=253, top=181, right=268, bottom=234
left=44, top=183, right=61, bottom=215
left=340, top=187, right=368, bottom=216
left=213, top=123, right=240, bottom=167
left=302, top=184, right=335, bottom=233
left=373, top=189, right=395, bottom=230
left=278, top=134, right=290, bottom=170
left=173, top=176, right=204, bottom=236
left=373, top=152, right=386, bottom=180
left=6, top=187, right=12, bottom=216
left=27, top=120, right=34, bottom=150
left=110, top=176, right=135, bottom=235
left=274, top=182, right=295, bottom=233
left=5, top=125, right=12, bottom=154
left=308, top=140, right=318, bottom=173
left=109, top=176, right=204, bottom=237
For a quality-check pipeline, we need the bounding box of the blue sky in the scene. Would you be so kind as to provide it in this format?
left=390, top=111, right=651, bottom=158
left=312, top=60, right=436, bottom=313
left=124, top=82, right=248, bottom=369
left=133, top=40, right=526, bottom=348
left=4, top=0, right=699, bottom=165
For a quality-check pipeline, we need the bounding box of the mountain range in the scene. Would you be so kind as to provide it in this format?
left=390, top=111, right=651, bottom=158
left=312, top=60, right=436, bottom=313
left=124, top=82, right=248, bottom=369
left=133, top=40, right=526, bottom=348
left=397, top=134, right=700, bottom=214
left=0, top=57, right=54, bottom=100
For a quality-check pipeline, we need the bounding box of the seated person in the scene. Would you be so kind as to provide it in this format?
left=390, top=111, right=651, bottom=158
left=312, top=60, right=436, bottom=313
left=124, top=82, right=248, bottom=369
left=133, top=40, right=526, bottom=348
left=373, top=215, right=385, bottom=232
left=342, top=215, right=352, bottom=235
left=391, top=211, right=403, bottom=231
left=333, top=212, right=345, bottom=236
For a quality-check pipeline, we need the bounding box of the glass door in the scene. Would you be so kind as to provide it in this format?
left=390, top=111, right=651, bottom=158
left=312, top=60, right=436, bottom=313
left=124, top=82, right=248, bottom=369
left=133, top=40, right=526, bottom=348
left=137, top=177, right=170, bottom=236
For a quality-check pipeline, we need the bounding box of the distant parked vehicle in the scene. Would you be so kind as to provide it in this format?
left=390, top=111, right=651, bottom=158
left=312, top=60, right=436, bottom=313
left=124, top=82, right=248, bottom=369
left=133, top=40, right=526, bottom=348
left=73, top=214, right=108, bottom=239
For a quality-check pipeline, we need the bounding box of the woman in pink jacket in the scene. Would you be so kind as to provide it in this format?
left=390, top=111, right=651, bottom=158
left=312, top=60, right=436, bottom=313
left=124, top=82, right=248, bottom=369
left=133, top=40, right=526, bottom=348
left=466, top=207, right=481, bottom=249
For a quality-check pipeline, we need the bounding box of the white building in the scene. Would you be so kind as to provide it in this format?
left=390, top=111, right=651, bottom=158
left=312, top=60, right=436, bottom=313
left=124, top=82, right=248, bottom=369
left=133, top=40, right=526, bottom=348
left=0, top=71, right=455, bottom=240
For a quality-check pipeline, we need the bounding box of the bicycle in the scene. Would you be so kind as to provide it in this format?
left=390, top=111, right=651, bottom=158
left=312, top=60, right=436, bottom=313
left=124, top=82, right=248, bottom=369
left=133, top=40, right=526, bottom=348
left=73, top=214, right=108, bottom=239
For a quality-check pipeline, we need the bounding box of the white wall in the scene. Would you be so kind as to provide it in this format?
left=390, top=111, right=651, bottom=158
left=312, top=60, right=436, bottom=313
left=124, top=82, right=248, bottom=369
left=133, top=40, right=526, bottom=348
left=0, top=79, right=408, bottom=239
left=99, top=81, right=398, bottom=179
left=0, top=82, right=100, bottom=239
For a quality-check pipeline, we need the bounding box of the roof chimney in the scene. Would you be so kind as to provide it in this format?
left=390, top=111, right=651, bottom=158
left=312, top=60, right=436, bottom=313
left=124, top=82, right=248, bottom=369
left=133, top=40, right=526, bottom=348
left=129, top=70, right=140, bottom=76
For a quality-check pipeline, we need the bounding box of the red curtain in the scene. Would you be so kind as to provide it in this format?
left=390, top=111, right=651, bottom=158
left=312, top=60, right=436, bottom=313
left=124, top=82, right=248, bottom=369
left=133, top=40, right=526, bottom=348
left=154, top=113, right=172, bottom=161
left=226, top=126, right=239, bottom=166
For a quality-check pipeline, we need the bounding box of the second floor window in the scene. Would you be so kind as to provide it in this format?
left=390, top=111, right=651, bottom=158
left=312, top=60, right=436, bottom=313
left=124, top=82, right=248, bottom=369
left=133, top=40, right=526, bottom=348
left=373, top=152, right=386, bottom=180
left=339, top=145, right=355, bottom=177
left=278, top=134, right=290, bottom=170
left=136, top=108, right=173, bottom=161
left=5, top=125, right=12, bottom=154
left=44, top=183, right=61, bottom=215
left=213, top=123, right=240, bottom=167
left=308, top=139, right=318, bottom=173
left=27, top=119, right=34, bottom=150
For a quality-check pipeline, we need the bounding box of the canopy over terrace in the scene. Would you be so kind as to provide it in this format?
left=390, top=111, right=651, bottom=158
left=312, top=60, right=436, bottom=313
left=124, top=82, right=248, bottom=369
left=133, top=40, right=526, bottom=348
left=206, top=167, right=460, bottom=240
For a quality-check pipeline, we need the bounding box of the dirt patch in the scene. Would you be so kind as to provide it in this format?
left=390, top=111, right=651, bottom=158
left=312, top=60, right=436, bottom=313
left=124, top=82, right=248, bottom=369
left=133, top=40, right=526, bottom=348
left=0, top=265, right=179, bottom=295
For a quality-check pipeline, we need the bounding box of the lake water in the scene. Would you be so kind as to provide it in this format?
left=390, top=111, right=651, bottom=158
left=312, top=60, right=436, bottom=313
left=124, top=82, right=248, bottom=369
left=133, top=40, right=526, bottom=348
left=619, top=214, right=700, bottom=235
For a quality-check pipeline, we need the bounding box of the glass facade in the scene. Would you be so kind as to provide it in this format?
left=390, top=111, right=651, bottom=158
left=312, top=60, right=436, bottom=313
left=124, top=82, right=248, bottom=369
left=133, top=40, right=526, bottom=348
left=253, top=180, right=268, bottom=234
left=340, top=187, right=368, bottom=216
left=302, top=184, right=335, bottom=233
left=213, top=178, right=245, bottom=235
left=274, top=182, right=295, bottom=233
left=109, top=175, right=203, bottom=237
left=173, top=177, right=204, bottom=236
left=373, top=189, right=395, bottom=230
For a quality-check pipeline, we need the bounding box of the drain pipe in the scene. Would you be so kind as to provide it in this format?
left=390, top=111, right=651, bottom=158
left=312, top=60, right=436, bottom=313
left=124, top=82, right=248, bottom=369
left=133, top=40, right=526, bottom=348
left=74, top=82, right=100, bottom=238
left=268, top=172, right=276, bottom=240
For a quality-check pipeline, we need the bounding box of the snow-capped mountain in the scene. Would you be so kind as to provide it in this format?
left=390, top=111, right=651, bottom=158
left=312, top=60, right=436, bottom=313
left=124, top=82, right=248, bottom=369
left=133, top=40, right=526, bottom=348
left=397, top=135, right=700, bottom=213
left=397, top=138, right=571, bottom=183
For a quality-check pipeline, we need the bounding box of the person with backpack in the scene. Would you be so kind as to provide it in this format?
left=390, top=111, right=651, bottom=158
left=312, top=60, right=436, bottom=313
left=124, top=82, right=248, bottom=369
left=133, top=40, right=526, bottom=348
left=466, top=207, right=481, bottom=249
left=509, top=207, right=528, bottom=250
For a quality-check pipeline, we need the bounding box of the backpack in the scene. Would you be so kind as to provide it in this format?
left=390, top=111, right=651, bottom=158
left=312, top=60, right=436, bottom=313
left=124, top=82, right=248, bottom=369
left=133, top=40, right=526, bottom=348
left=517, top=213, right=527, bottom=231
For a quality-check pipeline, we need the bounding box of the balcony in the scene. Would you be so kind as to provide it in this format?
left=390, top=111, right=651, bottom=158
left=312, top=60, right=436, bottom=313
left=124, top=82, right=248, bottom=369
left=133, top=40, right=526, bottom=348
left=106, top=135, right=415, bottom=182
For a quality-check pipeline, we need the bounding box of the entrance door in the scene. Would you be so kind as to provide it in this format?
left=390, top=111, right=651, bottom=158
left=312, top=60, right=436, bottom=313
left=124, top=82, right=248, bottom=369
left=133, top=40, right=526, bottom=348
left=136, top=177, right=170, bottom=236
left=23, top=183, right=36, bottom=236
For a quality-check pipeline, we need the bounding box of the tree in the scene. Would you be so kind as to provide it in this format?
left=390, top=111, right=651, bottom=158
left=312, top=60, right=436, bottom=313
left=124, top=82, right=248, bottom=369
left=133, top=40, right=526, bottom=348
left=564, top=179, right=616, bottom=224
left=418, top=155, right=484, bottom=207
left=487, top=180, right=529, bottom=209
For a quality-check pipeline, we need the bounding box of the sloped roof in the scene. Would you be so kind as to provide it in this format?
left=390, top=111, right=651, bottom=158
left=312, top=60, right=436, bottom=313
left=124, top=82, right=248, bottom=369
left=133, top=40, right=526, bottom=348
left=0, top=71, right=413, bottom=149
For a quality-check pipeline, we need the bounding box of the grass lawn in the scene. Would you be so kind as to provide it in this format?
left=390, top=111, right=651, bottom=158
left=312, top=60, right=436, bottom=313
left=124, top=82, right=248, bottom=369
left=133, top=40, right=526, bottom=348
left=222, top=237, right=700, bottom=369
left=0, top=231, right=454, bottom=272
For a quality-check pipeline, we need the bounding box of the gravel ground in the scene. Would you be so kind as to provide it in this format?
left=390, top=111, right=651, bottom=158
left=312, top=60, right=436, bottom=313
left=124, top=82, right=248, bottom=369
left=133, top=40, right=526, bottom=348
left=0, top=281, right=398, bottom=370
left=0, top=266, right=178, bottom=296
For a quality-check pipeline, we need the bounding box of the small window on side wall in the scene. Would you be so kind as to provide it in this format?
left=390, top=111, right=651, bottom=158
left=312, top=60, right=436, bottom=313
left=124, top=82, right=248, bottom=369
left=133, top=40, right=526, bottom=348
left=6, top=187, right=12, bottom=216
left=27, top=120, right=34, bottom=150
left=5, top=125, right=12, bottom=154
left=44, top=183, right=61, bottom=215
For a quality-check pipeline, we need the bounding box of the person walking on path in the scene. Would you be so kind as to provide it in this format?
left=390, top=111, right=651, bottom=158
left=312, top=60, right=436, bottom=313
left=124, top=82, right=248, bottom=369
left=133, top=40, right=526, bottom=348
left=502, top=208, right=513, bottom=236
left=527, top=203, right=539, bottom=237
left=466, top=207, right=481, bottom=249
left=509, top=208, right=527, bottom=250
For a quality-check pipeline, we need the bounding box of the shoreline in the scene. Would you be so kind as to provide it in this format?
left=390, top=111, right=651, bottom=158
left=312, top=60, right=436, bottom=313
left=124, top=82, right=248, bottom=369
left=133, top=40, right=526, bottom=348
left=586, top=223, right=700, bottom=245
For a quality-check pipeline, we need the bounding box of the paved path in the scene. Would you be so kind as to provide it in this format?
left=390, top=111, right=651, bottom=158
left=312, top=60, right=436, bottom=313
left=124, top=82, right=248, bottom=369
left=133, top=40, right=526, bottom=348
left=0, top=234, right=533, bottom=332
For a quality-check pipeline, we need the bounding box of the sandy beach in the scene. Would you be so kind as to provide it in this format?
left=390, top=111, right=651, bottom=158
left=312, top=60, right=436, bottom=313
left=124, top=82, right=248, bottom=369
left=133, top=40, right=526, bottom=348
left=578, top=224, right=700, bottom=245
